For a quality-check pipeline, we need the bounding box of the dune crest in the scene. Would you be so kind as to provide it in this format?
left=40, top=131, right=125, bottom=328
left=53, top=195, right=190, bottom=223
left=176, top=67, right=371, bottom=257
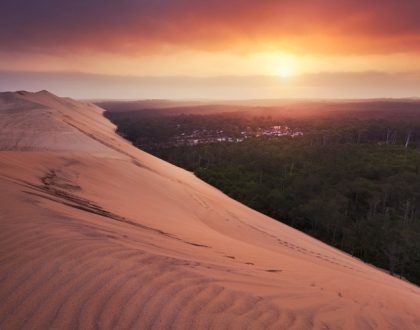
left=0, top=91, right=419, bottom=329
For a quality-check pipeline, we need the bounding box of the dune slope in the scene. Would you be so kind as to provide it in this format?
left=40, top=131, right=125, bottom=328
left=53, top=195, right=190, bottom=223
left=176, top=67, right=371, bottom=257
left=0, top=91, right=419, bottom=330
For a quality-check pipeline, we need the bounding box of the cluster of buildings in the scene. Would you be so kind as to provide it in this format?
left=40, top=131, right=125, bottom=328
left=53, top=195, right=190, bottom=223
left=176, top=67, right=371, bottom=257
left=258, top=125, right=304, bottom=138
left=172, top=126, right=303, bottom=146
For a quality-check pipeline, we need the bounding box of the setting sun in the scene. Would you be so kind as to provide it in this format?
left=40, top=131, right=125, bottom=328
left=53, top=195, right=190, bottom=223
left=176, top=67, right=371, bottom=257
left=277, top=65, right=293, bottom=78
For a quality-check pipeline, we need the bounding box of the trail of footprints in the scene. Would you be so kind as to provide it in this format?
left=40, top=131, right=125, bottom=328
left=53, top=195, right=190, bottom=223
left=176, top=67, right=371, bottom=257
left=218, top=210, right=367, bottom=275
left=241, top=220, right=365, bottom=274
left=276, top=238, right=365, bottom=273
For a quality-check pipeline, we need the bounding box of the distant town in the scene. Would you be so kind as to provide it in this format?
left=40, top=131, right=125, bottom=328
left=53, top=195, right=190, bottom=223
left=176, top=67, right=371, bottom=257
left=168, top=125, right=304, bottom=147
left=107, top=110, right=306, bottom=151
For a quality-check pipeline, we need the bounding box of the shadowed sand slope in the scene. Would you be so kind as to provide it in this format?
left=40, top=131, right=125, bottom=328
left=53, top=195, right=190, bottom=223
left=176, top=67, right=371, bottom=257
left=0, top=91, right=419, bottom=330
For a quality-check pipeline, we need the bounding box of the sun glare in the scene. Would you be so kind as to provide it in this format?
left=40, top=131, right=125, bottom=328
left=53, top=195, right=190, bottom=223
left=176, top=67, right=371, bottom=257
left=277, top=65, right=293, bottom=78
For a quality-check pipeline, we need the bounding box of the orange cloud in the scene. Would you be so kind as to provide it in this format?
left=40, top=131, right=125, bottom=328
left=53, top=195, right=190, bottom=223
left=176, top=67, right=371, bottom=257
left=1, top=0, right=420, bottom=55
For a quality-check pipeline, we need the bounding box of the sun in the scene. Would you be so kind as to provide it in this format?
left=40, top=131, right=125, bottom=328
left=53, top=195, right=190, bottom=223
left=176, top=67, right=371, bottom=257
left=277, top=65, right=293, bottom=78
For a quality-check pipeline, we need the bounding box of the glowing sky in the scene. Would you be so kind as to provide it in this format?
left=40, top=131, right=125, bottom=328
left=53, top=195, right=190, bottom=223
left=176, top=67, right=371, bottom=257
left=1, top=0, right=420, bottom=98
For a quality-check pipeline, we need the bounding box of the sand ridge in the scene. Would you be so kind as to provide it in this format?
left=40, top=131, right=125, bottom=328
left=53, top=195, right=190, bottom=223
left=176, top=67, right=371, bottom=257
left=0, top=91, right=419, bottom=329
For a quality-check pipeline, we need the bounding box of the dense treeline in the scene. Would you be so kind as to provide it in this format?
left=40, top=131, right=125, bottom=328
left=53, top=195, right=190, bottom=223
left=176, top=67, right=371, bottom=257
left=105, top=106, right=420, bottom=285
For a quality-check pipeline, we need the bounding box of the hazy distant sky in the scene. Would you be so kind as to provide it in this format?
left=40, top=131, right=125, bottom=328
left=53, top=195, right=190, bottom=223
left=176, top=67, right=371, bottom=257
left=1, top=0, right=420, bottom=99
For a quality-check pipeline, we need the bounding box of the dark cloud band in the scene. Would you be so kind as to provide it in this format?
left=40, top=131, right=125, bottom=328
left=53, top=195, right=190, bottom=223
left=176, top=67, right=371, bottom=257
left=1, top=0, right=420, bottom=54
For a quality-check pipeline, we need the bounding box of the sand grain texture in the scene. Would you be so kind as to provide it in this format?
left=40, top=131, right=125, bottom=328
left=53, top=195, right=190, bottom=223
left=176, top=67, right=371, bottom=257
left=0, top=91, right=419, bottom=330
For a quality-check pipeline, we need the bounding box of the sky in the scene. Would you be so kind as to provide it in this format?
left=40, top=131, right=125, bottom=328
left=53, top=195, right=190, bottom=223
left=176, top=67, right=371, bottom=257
left=1, top=0, right=420, bottom=99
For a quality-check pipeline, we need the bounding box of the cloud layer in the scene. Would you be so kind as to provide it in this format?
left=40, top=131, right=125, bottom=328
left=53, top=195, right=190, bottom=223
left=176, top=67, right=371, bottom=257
left=1, top=0, right=420, bottom=55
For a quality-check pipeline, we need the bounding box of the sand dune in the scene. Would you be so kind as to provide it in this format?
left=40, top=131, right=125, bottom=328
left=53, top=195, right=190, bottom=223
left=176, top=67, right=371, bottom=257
left=0, top=91, right=419, bottom=329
